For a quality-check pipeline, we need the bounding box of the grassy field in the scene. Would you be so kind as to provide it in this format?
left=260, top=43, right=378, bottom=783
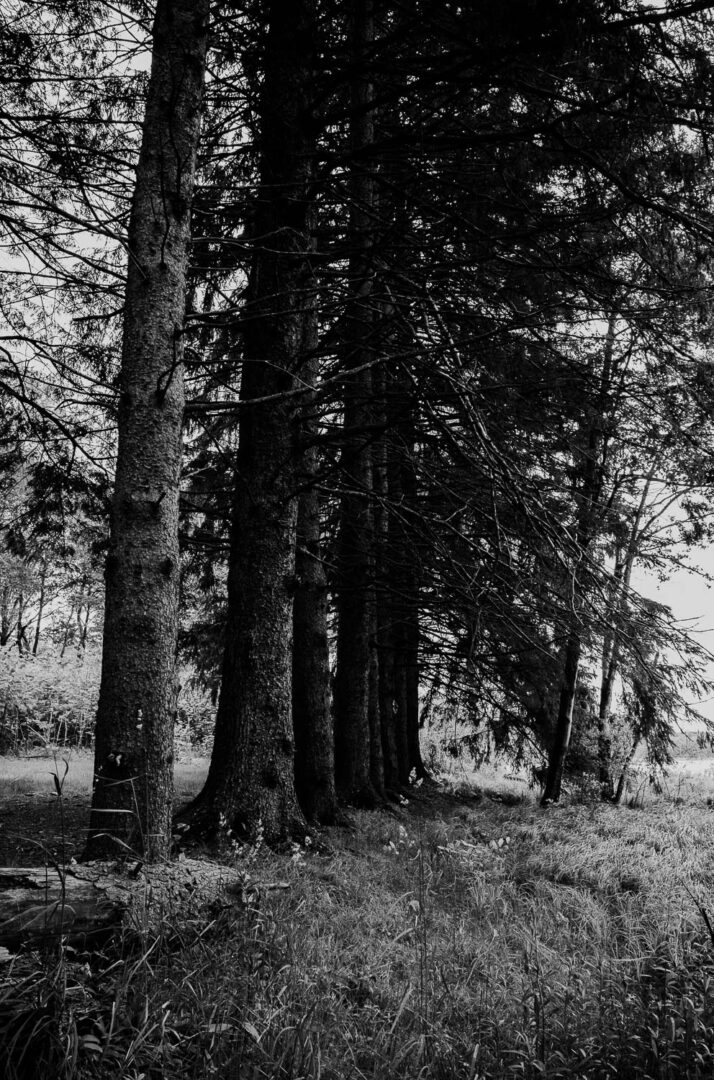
left=0, top=749, right=208, bottom=803
left=3, top=746, right=714, bottom=1078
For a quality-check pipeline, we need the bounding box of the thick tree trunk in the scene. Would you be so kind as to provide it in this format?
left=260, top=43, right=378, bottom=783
left=333, top=0, right=383, bottom=807
left=86, top=0, right=209, bottom=861
left=179, top=0, right=317, bottom=844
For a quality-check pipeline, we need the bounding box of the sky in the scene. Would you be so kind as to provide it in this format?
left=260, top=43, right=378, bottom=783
left=634, top=551, right=714, bottom=726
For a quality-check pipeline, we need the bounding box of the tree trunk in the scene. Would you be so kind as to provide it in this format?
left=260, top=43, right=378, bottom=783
left=404, top=608, right=425, bottom=778
left=599, top=466, right=656, bottom=799
left=541, top=634, right=580, bottom=803
left=541, top=318, right=615, bottom=805
left=78, top=601, right=91, bottom=650
left=86, top=0, right=209, bottom=861
left=333, top=0, right=383, bottom=807
left=293, top=382, right=337, bottom=823
left=613, top=735, right=642, bottom=805
left=400, top=429, right=426, bottom=780
left=15, top=590, right=25, bottom=652
left=179, top=0, right=318, bottom=845
left=0, top=582, right=11, bottom=645
left=31, top=560, right=46, bottom=655
left=368, top=597, right=385, bottom=793
left=385, top=389, right=419, bottom=787
left=393, top=657, right=411, bottom=786
left=373, top=370, right=401, bottom=793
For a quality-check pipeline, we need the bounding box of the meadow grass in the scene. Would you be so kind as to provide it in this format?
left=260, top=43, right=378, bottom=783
left=0, top=750, right=208, bottom=802
left=3, top=753, right=714, bottom=1078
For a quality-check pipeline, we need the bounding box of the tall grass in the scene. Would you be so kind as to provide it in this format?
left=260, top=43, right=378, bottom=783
left=3, top=759, right=714, bottom=1077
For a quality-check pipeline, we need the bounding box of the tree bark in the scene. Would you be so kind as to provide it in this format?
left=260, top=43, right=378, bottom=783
left=598, top=465, right=655, bottom=798
left=179, top=0, right=318, bottom=844
left=0, top=582, right=11, bottom=645
left=15, top=590, right=26, bottom=652
left=373, top=370, right=402, bottom=793
left=333, top=0, right=383, bottom=807
left=292, top=354, right=337, bottom=823
left=541, top=634, right=581, bottom=803
left=400, top=427, right=426, bottom=780
left=86, top=0, right=209, bottom=861
left=31, top=560, right=46, bottom=655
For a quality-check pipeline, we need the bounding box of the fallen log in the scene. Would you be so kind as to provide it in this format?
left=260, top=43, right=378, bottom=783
left=0, top=858, right=285, bottom=950
left=0, top=865, right=130, bottom=949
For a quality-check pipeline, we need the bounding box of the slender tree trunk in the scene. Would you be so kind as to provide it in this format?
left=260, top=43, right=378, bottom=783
left=400, top=427, right=426, bottom=780
left=385, top=387, right=420, bottom=787
left=292, top=325, right=336, bottom=824
left=293, top=481, right=336, bottom=823
left=60, top=598, right=75, bottom=657
left=613, top=734, right=642, bottom=805
left=404, top=607, right=425, bottom=778
left=0, top=583, right=10, bottom=646
left=598, top=465, right=656, bottom=798
left=179, top=0, right=318, bottom=844
left=373, top=367, right=401, bottom=793
left=385, top=465, right=410, bottom=787
left=333, top=0, right=382, bottom=806
left=368, top=595, right=384, bottom=793
left=15, top=590, right=25, bottom=652
left=367, top=365, right=384, bottom=794
left=377, top=626, right=401, bottom=790
left=393, top=658, right=411, bottom=785
left=598, top=565, right=619, bottom=798
left=541, top=634, right=581, bottom=803
left=79, top=601, right=91, bottom=650
left=86, top=0, right=209, bottom=861
left=31, top=560, right=46, bottom=655
left=541, top=318, right=615, bottom=805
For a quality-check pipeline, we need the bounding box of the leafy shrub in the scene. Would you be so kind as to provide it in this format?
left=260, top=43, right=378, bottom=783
left=0, top=646, right=101, bottom=752
left=175, top=674, right=215, bottom=756
left=0, top=647, right=215, bottom=755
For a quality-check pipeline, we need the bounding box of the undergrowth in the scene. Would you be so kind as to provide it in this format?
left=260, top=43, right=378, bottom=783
left=3, top=769, right=714, bottom=1077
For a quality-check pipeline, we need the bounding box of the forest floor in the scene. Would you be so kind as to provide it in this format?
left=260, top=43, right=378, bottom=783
left=2, top=745, right=714, bottom=1078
